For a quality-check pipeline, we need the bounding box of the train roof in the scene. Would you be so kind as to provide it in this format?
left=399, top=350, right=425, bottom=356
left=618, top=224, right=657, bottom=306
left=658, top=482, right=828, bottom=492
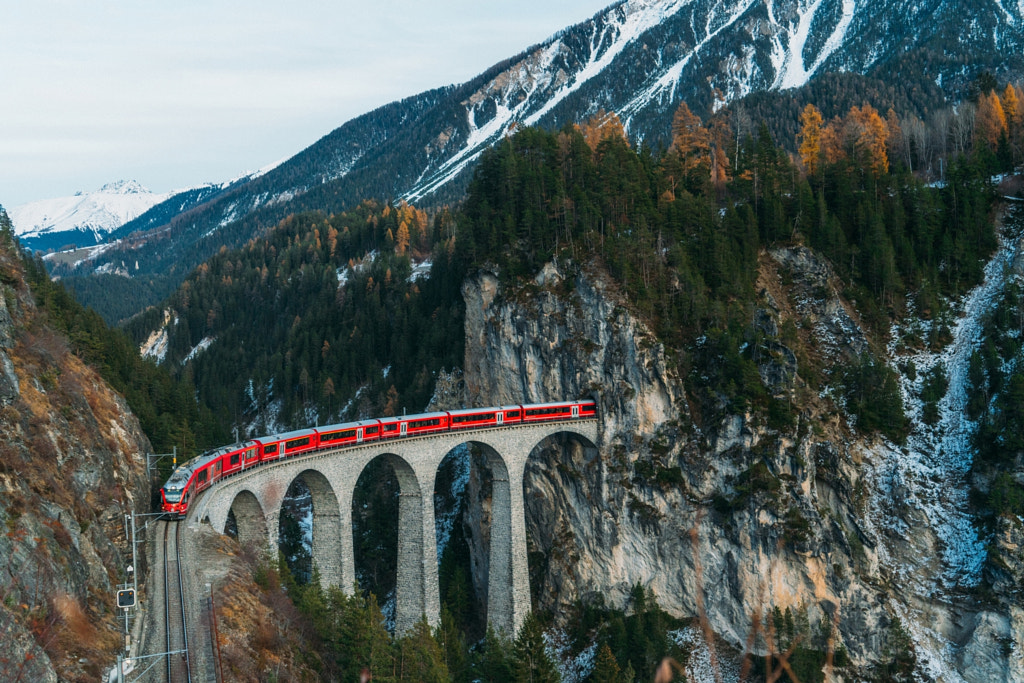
left=448, top=407, right=504, bottom=416
left=379, top=411, right=448, bottom=422
left=317, top=419, right=380, bottom=433
left=265, top=427, right=318, bottom=441
left=522, top=401, right=587, bottom=409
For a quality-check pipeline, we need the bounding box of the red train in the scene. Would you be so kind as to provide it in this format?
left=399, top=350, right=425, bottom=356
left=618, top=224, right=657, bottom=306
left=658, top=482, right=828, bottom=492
left=160, top=400, right=596, bottom=518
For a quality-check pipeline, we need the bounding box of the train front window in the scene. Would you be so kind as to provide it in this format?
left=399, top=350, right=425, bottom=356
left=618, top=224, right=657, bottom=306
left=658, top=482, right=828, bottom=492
left=163, top=489, right=182, bottom=503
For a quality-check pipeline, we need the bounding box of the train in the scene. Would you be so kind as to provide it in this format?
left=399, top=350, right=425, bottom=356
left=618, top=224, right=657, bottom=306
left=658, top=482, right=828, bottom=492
left=160, top=399, right=597, bottom=518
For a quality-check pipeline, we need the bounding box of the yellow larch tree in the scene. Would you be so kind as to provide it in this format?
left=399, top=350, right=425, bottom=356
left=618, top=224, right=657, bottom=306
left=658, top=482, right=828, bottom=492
left=670, top=101, right=711, bottom=178
left=849, top=104, right=889, bottom=177
left=975, top=90, right=1007, bottom=150
left=395, top=220, right=410, bottom=256
left=797, top=104, right=824, bottom=177
left=577, top=109, right=629, bottom=152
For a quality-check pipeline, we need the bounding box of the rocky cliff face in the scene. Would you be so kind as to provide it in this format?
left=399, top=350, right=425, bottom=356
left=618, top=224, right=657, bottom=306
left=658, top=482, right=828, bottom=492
left=0, top=235, right=151, bottom=682
left=460, top=246, right=1023, bottom=680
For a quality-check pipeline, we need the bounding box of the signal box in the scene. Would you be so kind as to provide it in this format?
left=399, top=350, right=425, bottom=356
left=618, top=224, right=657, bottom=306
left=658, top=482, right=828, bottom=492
left=117, top=588, right=136, bottom=609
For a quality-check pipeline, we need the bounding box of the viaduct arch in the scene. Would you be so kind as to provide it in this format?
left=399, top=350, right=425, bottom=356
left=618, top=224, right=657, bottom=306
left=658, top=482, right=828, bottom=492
left=191, top=421, right=598, bottom=636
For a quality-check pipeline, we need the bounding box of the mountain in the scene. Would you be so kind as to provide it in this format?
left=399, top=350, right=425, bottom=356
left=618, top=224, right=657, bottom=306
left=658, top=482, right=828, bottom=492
left=0, top=212, right=154, bottom=681
left=8, top=180, right=174, bottom=252
left=122, top=116, right=1024, bottom=679
left=54, top=0, right=1024, bottom=323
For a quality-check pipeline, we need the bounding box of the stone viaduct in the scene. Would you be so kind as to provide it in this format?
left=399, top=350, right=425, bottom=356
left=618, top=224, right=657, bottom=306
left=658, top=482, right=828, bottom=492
left=187, top=420, right=598, bottom=636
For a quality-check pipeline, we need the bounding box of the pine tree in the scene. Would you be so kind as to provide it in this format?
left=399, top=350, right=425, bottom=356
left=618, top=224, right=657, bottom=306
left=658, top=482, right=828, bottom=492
left=475, top=626, right=514, bottom=683
left=513, top=613, right=560, bottom=683
left=395, top=618, right=449, bottom=683
left=591, top=643, right=621, bottom=683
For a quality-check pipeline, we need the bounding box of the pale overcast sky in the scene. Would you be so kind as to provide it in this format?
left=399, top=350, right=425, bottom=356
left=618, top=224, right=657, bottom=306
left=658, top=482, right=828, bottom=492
left=0, top=1, right=613, bottom=208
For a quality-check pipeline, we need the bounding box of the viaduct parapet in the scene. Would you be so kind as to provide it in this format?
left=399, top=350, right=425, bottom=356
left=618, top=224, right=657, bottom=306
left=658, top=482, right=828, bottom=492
left=187, top=420, right=598, bottom=636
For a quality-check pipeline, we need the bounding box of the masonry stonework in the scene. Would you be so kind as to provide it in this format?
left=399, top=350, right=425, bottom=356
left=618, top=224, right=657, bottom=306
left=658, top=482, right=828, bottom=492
left=190, top=420, right=598, bottom=635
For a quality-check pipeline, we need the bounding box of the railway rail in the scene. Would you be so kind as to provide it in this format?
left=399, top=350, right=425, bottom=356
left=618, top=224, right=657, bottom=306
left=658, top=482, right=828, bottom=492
left=162, top=521, right=191, bottom=683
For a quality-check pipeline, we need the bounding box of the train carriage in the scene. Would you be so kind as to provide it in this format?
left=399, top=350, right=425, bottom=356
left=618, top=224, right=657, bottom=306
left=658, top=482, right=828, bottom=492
left=220, top=441, right=261, bottom=476
left=448, top=405, right=523, bottom=430
left=379, top=411, right=450, bottom=438
left=521, top=401, right=588, bottom=422
left=317, top=419, right=383, bottom=448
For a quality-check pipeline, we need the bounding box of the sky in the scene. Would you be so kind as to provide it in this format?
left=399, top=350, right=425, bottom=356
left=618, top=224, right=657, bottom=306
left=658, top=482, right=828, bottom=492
left=0, top=0, right=614, bottom=208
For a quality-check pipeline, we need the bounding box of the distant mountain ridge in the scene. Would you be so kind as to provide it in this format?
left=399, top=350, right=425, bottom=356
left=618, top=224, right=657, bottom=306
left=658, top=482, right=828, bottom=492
left=9, top=180, right=173, bottom=252
left=53, top=0, right=1024, bottom=323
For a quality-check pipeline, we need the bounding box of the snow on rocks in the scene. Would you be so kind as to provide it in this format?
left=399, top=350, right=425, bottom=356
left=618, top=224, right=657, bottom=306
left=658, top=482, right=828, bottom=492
left=671, top=626, right=742, bottom=683
left=863, top=204, right=1023, bottom=678
left=184, top=336, right=216, bottom=363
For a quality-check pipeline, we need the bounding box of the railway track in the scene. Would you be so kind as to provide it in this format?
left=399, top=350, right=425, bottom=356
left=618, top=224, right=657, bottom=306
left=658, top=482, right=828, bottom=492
left=163, top=521, right=191, bottom=683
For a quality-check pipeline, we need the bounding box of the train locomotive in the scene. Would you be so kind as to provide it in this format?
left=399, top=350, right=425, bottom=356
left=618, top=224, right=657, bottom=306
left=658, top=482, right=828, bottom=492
left=160, top=399, right=596, bottom=518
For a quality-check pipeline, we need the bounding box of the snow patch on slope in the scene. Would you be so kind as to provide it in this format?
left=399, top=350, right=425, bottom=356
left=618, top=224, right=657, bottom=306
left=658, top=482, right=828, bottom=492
left=140, top=310, right=176, bottom=363
left=620, top=0, right=757, bottom=125
left=405, top=0, right=691, bottom=202
left=671, top=626, right=742, bottom=683
left=184, top=336, right=216, bottom=363
left=862, top=205, right=1023, bottom=678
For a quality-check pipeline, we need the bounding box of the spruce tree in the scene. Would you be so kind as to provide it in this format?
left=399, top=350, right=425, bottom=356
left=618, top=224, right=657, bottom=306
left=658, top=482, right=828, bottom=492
left=513, top=613, right=560, bottom=683
left=590, top=643, right=621, bottom=683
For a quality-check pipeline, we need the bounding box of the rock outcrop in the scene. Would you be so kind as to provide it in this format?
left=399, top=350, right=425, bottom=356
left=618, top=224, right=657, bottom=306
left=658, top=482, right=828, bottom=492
left=459, top=251, right=1022, bottom=679
left=0, top=234, right=151, bottom=682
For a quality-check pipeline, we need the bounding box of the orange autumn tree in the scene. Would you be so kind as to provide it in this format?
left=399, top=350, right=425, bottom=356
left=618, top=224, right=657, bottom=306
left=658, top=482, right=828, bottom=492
left=670, top=101, right=711, bottom=182
left=797, top=104, right=824, bottom=177
left=709, top=114, right=733, bottom=192
left=975, top=90, right=1008, bottom=150
left=577, top=109, right=629, bottom=152
left=1004, top=83, right=1024, bottom=163
left=848, top=104, right=889, bottom=177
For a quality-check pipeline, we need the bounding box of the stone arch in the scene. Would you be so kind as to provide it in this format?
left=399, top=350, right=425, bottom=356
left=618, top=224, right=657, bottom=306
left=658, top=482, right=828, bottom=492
left=529, top=429, right=600, bottom=457
left=521, top=429, right=601, bottom=614
left=285, top=468, right=344, bottom=589
left=354, top=453, right=427, bottom=635
left=228, top=490, right=268, bottom=550
left=434, top=441, right=517, bottom=637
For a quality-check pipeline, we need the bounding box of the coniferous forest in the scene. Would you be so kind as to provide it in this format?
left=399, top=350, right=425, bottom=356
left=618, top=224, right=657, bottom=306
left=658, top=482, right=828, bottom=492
left=13, top=76, right=1024, bottom=681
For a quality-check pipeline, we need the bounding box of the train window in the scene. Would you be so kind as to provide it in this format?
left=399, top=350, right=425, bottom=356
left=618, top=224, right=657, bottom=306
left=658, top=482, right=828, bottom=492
left=321, top=429, right=356, bottom=443
left=286, top=436, right=311, bottom=450
left=454, top=413, right=494, bottom=423
left=365, top=426, right=379, bottom=435
left=383, top=424, right=398, bottom=432
left=197, top=470, right=208, bottom=484
left=507, top=411, right=520, bottom=418
left=263, top=444, right=279, bottom=455
left=409, top=418, right=441, bottom=429
left=230, top=454, right=240, bottom=465
left=246, top=448, right=256, bottom=460
left=526, top=407, right=565, bottom=416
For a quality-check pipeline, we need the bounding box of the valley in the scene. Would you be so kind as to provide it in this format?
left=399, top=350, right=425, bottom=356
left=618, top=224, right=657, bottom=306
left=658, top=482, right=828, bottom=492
left=0, top=1, right=1023, bottom=681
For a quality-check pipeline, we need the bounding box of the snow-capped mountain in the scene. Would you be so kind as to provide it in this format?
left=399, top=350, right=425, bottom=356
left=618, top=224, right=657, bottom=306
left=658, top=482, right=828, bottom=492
left=55, top=0, right=1024, bottom=317
left=10, top=180, right=172, bottom=252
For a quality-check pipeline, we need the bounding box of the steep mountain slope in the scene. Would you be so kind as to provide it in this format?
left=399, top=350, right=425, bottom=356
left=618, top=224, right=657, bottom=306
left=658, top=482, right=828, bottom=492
left=9, top=181, right=173, bottom=253
left=0, top=213, right=152, bottom=682
left=55, top=0, right=1024, bottom=323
